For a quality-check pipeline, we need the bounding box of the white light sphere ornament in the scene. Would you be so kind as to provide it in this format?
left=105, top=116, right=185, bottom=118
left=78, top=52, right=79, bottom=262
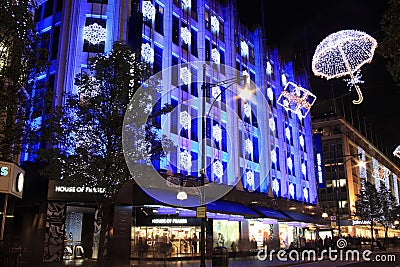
left=180, top=149, right=192, bottom=170
left=182, top=0, right=191, bottom=8
left=271, top=149, right=277, bottom=164
left=272, top=179, right=279, bottom=195
left=180, top=66, right=191, bottom=85
left=303, top=187, right=309, bottom=202
left=269, top=117, right=275, bottom=132
left=277, top=82, right=317, bottom=119
left=312, top=29, right=377, bottom=104
left=245, top=138, right=253, bottom=155
left=289, top=183, right=295, bottom=199
left=243, top=102, right=251, bottom=118
left=141, top=43, right=154, bottom=64
left=241, top=40, right=249, bottom=57
left=394, top=145, right=400, bottom=159
left=83, top=23, right=107, bottom=45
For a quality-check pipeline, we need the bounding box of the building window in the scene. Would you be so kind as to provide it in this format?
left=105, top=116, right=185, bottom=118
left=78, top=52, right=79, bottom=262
left=219, top=20, right=224, bottom=41
left=205, top=9, right=210, bottom=30
left=191, top=108, right=198, bottom=141
left=56, top=0, right=63, bottom=13
left=170, top=98, right=179, bottom=134
left=191, top=0, right=197, bottom=20
left=154, top=45, right=163, bottom=75
left=172, top=15, right=179, bottom=44
left=220, top=49, right=225, bottom=74
left=205, top=38, right=210, bottom=62
left=191, top=66, right=198, bottom=97
left=173, top=0, right=180, bottom=7
left=191, top=28, right=198, bottom=57
left=171, top=55, right=179, bottom=86
left=249, top=46, right=255, bottom=64
left=155, top=3, right=164, bottom=35
left=51, top=26, right=60, bottom=60
left=43, top=0, right=54, bottom=18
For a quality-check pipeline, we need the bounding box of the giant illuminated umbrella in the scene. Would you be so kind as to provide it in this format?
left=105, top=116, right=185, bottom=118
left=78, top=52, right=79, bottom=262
left=312, top=30, right=377, bottom=105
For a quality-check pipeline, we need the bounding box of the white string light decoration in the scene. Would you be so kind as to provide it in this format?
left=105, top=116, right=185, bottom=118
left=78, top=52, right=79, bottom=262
left=180, top=150, right=192, bottom=170
left=141, top=43, right=154, bottom=64
left=181, top=27, right=191, bottom=45
left=211, top=15, right=219, bottom=32
left=213, top=160, right=223, bottom=179
left=277, top=82, right=317, bottom=118
left=212, top=124, right=222, bottom=143
left=312, top=29, right=377, bottom=105
left=303, top=187, right=309, bottom=202
left=285, top=127, right=291, bottom=141
left=180, top=111, right=191, bottom=130
left=301, top=162, right=307, bottom=176
left=241, top=40, right=249, bottom=57
left=393, top=145, right=400, bottom=159
left=182, top=0, right=191, bottom=8
left=246, top=170, right=254, bottom=187
left=142, top=1, right=156, bottom=21
left=289, top=183, right=295, bottom=199
left=180, top=66, right=191, bottom=85
left=243, top=102, right=251, bottom=118
left=266, top=62, right=272, bottom=75
left=245, top=138, right=253, bottom=155
left=299, top=135, right=304, bottom=149
left=281, top=73, right=287, bottom=87
left=212, top=86, right=221, bottom=101
left=83, top=23, right=107, bottom=45
left=211, top=48, right=220, bottom=64
left=272, top=179, right=279, bottom=195
left=267, top=87, right=274, bottom=101
left=287, top=156, right=293, bottom=171
left=343, top=69, right=364, bottom=88
left=271, top=149, right=277, bottom=164
left=269, top=117, right=275, bottom=132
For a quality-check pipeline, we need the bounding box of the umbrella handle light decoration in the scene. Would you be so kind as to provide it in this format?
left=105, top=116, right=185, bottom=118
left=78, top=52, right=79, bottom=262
left=312, top=30, right=378, bottom=105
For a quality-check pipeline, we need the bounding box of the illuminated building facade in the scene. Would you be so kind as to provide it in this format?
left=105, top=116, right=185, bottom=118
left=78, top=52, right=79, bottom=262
left=20, top=0, right=320, bottom=262
left=313, top=114, right=400, bottom=238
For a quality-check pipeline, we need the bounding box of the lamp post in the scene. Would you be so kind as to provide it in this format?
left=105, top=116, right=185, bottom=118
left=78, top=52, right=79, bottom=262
left=331, top=147, right=364, bottom=237
left=198, top=64, right=249, bottom=267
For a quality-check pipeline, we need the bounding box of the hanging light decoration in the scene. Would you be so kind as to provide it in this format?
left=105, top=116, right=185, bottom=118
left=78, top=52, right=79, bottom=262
left=271, top=149, right=277, bottom=164
left=303, top=187, right=309, bottom=202
left=241, top=40, right=249, bottom=57
left=312, top=29, right=377, bottom=104
left=267, top=87, right=274, bottom=101
left=301, top=162, right=307, bottom=176
left=212, top=86, right=221, bottom=101
left=289, top=183, right=295, bottom=199
left=83, top=23, right=107, bottom=45
left=277, top=82, right=317, bottom=118
left=181, top=27, right=191, bottom=45
left=211, top=48, right=220, bottom=64
left=287, top=156, right=293, bottom=171
left=211, top=15, right=219, bottom=32
left=141, top=43, right=154, bottom=64
left=182, top=0, right=191, bottom=9
left=142, top=1, right=156, bottom=21
left=272, top=179, right=279, bottom=195
left=180, top=149, right=192, bottom=170
left=243, top=102, right=251, bottom=118
left=213, top=160, right=223, bottom=179
left=285, top=127, right=291, bottom=141
left=246, top=170, right=254, bottom=187
left=212, top=124, right=222, bottom=143
left=180, top=111, right=191, bottom=130
left=299, top=135, right=305, bottom=148
left=266, top=62, right=272, bottom=75
left=245, top=138, right=253, bottom=155
left=281, top=73, right=287, bottom=86
left=269, top=117, right=275, bottom=132
left=393, top=145, right=400, bottom=159
left=180, top=66, right=191, bottom=85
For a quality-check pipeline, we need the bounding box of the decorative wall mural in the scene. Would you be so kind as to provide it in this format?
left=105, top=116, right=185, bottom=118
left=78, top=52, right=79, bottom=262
left=43, top=202, right=66, bottom=263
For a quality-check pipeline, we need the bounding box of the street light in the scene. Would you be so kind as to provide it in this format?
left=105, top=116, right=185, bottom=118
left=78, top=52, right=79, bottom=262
left=198, top=64, right=250, bottom=267
left=331, top=147, right=364, bottom=237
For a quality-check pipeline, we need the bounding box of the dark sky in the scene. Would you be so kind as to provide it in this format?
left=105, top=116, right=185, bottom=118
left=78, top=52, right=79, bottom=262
left=237, top=0, right=400, bottom=158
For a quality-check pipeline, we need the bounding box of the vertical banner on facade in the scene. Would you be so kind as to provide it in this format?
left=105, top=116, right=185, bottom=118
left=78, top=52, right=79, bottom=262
left=43, top=202, right=66, bottom=262
left=313, top=133, right=325, bottom=188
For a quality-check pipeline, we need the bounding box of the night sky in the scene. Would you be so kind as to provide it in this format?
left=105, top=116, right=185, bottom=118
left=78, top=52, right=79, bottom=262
left=237, top=0, right=400, bottom=158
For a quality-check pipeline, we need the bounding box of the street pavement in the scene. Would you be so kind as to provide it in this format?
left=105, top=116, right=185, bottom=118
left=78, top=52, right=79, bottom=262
left=20, top=249, right=400, bottom=267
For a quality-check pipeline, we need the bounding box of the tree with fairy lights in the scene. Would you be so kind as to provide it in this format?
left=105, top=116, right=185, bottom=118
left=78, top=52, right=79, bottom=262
left=355, top=181, right=383, bottom=250
left=377, top=183, right=397, bottom=250
left=0, top=0, right=48, bottom=162
left=38, top=41, right=174, bottom=261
